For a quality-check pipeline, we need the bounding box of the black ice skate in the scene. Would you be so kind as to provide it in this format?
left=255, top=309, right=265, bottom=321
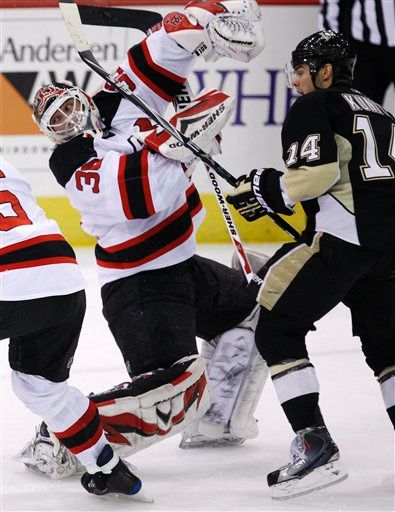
left=267, top=426, right=348, bottom=500
left=81, top=445, right=153, bottom=502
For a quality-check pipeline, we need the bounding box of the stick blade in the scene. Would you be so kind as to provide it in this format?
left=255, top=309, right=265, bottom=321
left=59, top=0, right=90, bottom=53
left=78, top=5, right=162, bottom=33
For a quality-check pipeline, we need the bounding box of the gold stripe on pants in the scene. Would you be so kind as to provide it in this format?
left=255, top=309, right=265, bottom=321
left=257, top=233, right=323, bottom=311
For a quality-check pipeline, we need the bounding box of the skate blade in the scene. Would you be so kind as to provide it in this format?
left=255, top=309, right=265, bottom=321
left=97, top=487, right=154, bottom=503
left=179, top=436, right=245, bottom=449
left=271, top=460, right=348, bottom=500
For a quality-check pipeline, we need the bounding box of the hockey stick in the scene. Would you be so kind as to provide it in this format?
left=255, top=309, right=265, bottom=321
left=59, top=0, right=301, bottom=244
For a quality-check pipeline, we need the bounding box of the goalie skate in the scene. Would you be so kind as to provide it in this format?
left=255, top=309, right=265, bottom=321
left=179, top=421, right=245, bottom=449
left=267, top=426, right=348, bottom=500
left=13, top=422, right=84, bottom=479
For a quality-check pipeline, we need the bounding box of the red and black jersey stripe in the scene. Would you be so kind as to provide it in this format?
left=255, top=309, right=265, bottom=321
left=128, top=39, right=186, bottom=102
left=96, top=185, right=202, bottom=269
left=186, top=184, right=203, bottom=217
left=53, top=401, right=103, bottom=455
left=118, top=150, right=155, bottom=220
left=0, top=235, right=78, bottom=271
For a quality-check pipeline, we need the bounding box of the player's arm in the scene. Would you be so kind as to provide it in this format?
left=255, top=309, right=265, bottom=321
left=226, top=93, right=340, bottom=221
left=100, top=1, right=264, bottom=123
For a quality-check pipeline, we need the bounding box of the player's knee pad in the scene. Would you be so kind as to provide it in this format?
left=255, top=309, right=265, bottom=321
left=89, top=355, right=210, bottom=457
left=196, top=327, right=268, bottom=441
left=12, top=371, right=70, bottom=420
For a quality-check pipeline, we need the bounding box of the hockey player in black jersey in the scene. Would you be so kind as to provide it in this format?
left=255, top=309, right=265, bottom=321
left=227, top=30, right=395, bottom=499
left=18, top=0, right=270, bottom=486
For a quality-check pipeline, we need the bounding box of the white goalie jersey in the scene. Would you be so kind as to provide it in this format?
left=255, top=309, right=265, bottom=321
left=49, top=27, right=205, bottom=286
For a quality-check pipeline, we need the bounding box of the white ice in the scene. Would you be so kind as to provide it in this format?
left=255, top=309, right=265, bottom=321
left=1, top=244, right=394, bottom=512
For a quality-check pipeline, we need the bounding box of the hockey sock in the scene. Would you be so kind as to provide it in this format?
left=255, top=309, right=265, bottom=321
left=378, top=367, right=395, bottom=428
left=270, top=359, right=326, bottom=432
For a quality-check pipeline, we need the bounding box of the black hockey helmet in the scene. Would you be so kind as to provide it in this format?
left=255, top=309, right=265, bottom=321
left=290, top=30, right=356, bottom=86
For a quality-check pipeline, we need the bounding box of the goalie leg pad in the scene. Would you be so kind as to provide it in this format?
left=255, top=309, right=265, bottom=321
left=228, top=351, right=268, bottom=438
left=90, top=355, right=211, bottom=458
left=200, top=328, right=268, bottom=438
left=202, top=328, right=257, bottom=427
left=180, top=328, right=268, bottom=447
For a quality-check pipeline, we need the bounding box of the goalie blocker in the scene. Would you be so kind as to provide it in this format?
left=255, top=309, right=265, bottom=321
left=135, top=88, right=234, bottom=163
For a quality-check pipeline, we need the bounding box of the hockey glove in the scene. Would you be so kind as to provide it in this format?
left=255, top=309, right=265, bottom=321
left=135, top=88, right=234, bottom=163
left=163, top=1, right=264, bottom=63
left=226, top=169, right=273, bottom=221
left=227, top=168, right=295, bottom=221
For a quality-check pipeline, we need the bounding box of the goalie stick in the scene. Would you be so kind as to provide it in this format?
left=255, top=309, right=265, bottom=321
left=59, top=0, right=301, bottom=249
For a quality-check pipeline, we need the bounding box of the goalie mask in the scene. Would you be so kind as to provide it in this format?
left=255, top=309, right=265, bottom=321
left=32, top=82, right=103, bottom=144
left=285, top=30, right=356, bottom=89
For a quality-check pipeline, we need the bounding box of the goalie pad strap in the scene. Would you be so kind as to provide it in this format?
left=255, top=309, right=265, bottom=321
left=91, top=356, right=211, bottom=457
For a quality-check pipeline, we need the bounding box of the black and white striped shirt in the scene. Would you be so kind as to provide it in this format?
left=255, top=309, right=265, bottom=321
left=319, top=0, right=395, bottom=47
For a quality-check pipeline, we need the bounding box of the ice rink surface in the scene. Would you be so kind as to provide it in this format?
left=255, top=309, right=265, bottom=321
left=1, top=244, right=394, bottom=512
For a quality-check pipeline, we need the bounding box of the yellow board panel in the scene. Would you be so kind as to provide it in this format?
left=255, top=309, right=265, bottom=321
left=37, top=197, right=96, bottom=246
left=37, top=194, right=306, bottom=247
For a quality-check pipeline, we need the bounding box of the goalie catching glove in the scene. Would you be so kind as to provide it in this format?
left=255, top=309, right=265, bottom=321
left=135, top=88, right=234, bottom=163
left=226, top=168, right=294, bottom=221
left=163, top=0, right=264, bottom=63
